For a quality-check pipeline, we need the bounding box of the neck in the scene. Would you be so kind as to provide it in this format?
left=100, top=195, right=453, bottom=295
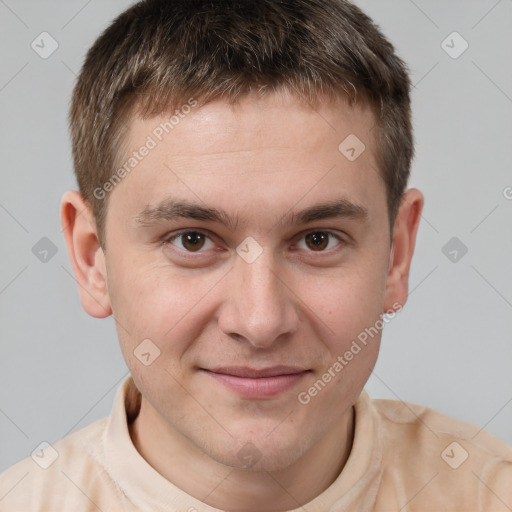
left=129, top=400, right=355, bottom=511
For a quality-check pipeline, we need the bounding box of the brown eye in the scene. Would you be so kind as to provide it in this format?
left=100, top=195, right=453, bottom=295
left=296, top=231, right=342, bottom=252
left=168, top=231, right=214, bottom=252
left=181, top=232, right=205, bottom=251
left=305, top=232, right=330, bottom=251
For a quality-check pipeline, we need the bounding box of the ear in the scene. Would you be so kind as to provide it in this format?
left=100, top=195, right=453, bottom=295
left=383, top=188, right=424, bottom=312
left=60, top=190, right=112, bottom=318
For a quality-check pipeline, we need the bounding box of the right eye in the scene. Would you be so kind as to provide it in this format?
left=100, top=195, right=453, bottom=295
left=164, top=230, right=216, bottom=253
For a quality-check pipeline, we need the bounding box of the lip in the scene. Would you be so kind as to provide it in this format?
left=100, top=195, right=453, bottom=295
left=201, top=366, right=310, bottom=398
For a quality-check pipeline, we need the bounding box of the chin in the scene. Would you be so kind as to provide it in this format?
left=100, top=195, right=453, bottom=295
left=206, top=427, right=316, bottom=472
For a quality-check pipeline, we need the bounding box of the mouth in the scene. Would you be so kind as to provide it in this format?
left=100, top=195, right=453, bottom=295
left=200, top=366, right=311, bottom=398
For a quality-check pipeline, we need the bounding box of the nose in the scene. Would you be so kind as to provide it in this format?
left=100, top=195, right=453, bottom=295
left=217, top=247, right=299, bottom=349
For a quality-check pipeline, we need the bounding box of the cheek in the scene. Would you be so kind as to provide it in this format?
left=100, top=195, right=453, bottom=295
left=297, top=273, right=384, bottom=411
left=297, top=257, right=387, bottom=391
left=308, top=261, right=387, bottom=333
left=107, top=258, right=224, bottom=360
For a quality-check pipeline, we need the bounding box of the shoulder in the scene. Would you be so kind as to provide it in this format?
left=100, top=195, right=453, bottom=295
left=0, top=417, right=122, bottom=511
left=371, top=396, right=512, bottom=460
left=369, top=395, right=512, bottom=511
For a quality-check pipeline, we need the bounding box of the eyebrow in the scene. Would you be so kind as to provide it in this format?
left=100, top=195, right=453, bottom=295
left=135, top=197, right=368, bottom=231
left=135, top=199, right=239, bottom=231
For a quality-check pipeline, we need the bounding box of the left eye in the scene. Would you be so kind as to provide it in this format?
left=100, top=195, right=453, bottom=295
left=296, top=231, right=341, bottom=252
left=168, top=231, right=215, bottom=252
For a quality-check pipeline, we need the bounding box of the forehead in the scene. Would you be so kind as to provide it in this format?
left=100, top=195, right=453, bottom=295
left=128, top=91, right=377, bottom=157
left=108, top=91, right=385, bottom=229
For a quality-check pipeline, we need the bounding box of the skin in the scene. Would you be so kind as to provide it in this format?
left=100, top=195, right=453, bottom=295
left=61, top=89, right=423, bottom=512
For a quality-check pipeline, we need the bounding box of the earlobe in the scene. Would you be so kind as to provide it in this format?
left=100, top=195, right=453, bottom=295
left=383, top=188, right=424, bottom=312
left=60, top=190, right=112, bottom=318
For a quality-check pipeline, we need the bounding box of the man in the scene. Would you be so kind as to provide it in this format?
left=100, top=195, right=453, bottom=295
left=1, top=0, right=511, bottom=510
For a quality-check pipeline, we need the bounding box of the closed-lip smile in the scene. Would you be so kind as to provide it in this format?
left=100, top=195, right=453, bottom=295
left=201, top=366, right=310, bottom=398
left=206, top=365, right=309, bottom=378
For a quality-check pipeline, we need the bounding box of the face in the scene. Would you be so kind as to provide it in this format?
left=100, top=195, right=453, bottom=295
left=102, top=91, right=396, bottom=471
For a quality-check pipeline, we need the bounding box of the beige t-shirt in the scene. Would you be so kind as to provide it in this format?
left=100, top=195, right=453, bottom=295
left=1, top=376, right=511, bottom=511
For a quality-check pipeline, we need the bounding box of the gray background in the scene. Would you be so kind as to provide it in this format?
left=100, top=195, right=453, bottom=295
left=1, top=0, right=511, bottom=473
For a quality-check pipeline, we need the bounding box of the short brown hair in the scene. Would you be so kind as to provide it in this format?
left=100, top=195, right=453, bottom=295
left=70, top=0, right=413, bottom=247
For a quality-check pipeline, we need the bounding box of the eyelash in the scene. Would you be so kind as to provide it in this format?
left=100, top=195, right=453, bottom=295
left=162, top=229, right=346, bottom=256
